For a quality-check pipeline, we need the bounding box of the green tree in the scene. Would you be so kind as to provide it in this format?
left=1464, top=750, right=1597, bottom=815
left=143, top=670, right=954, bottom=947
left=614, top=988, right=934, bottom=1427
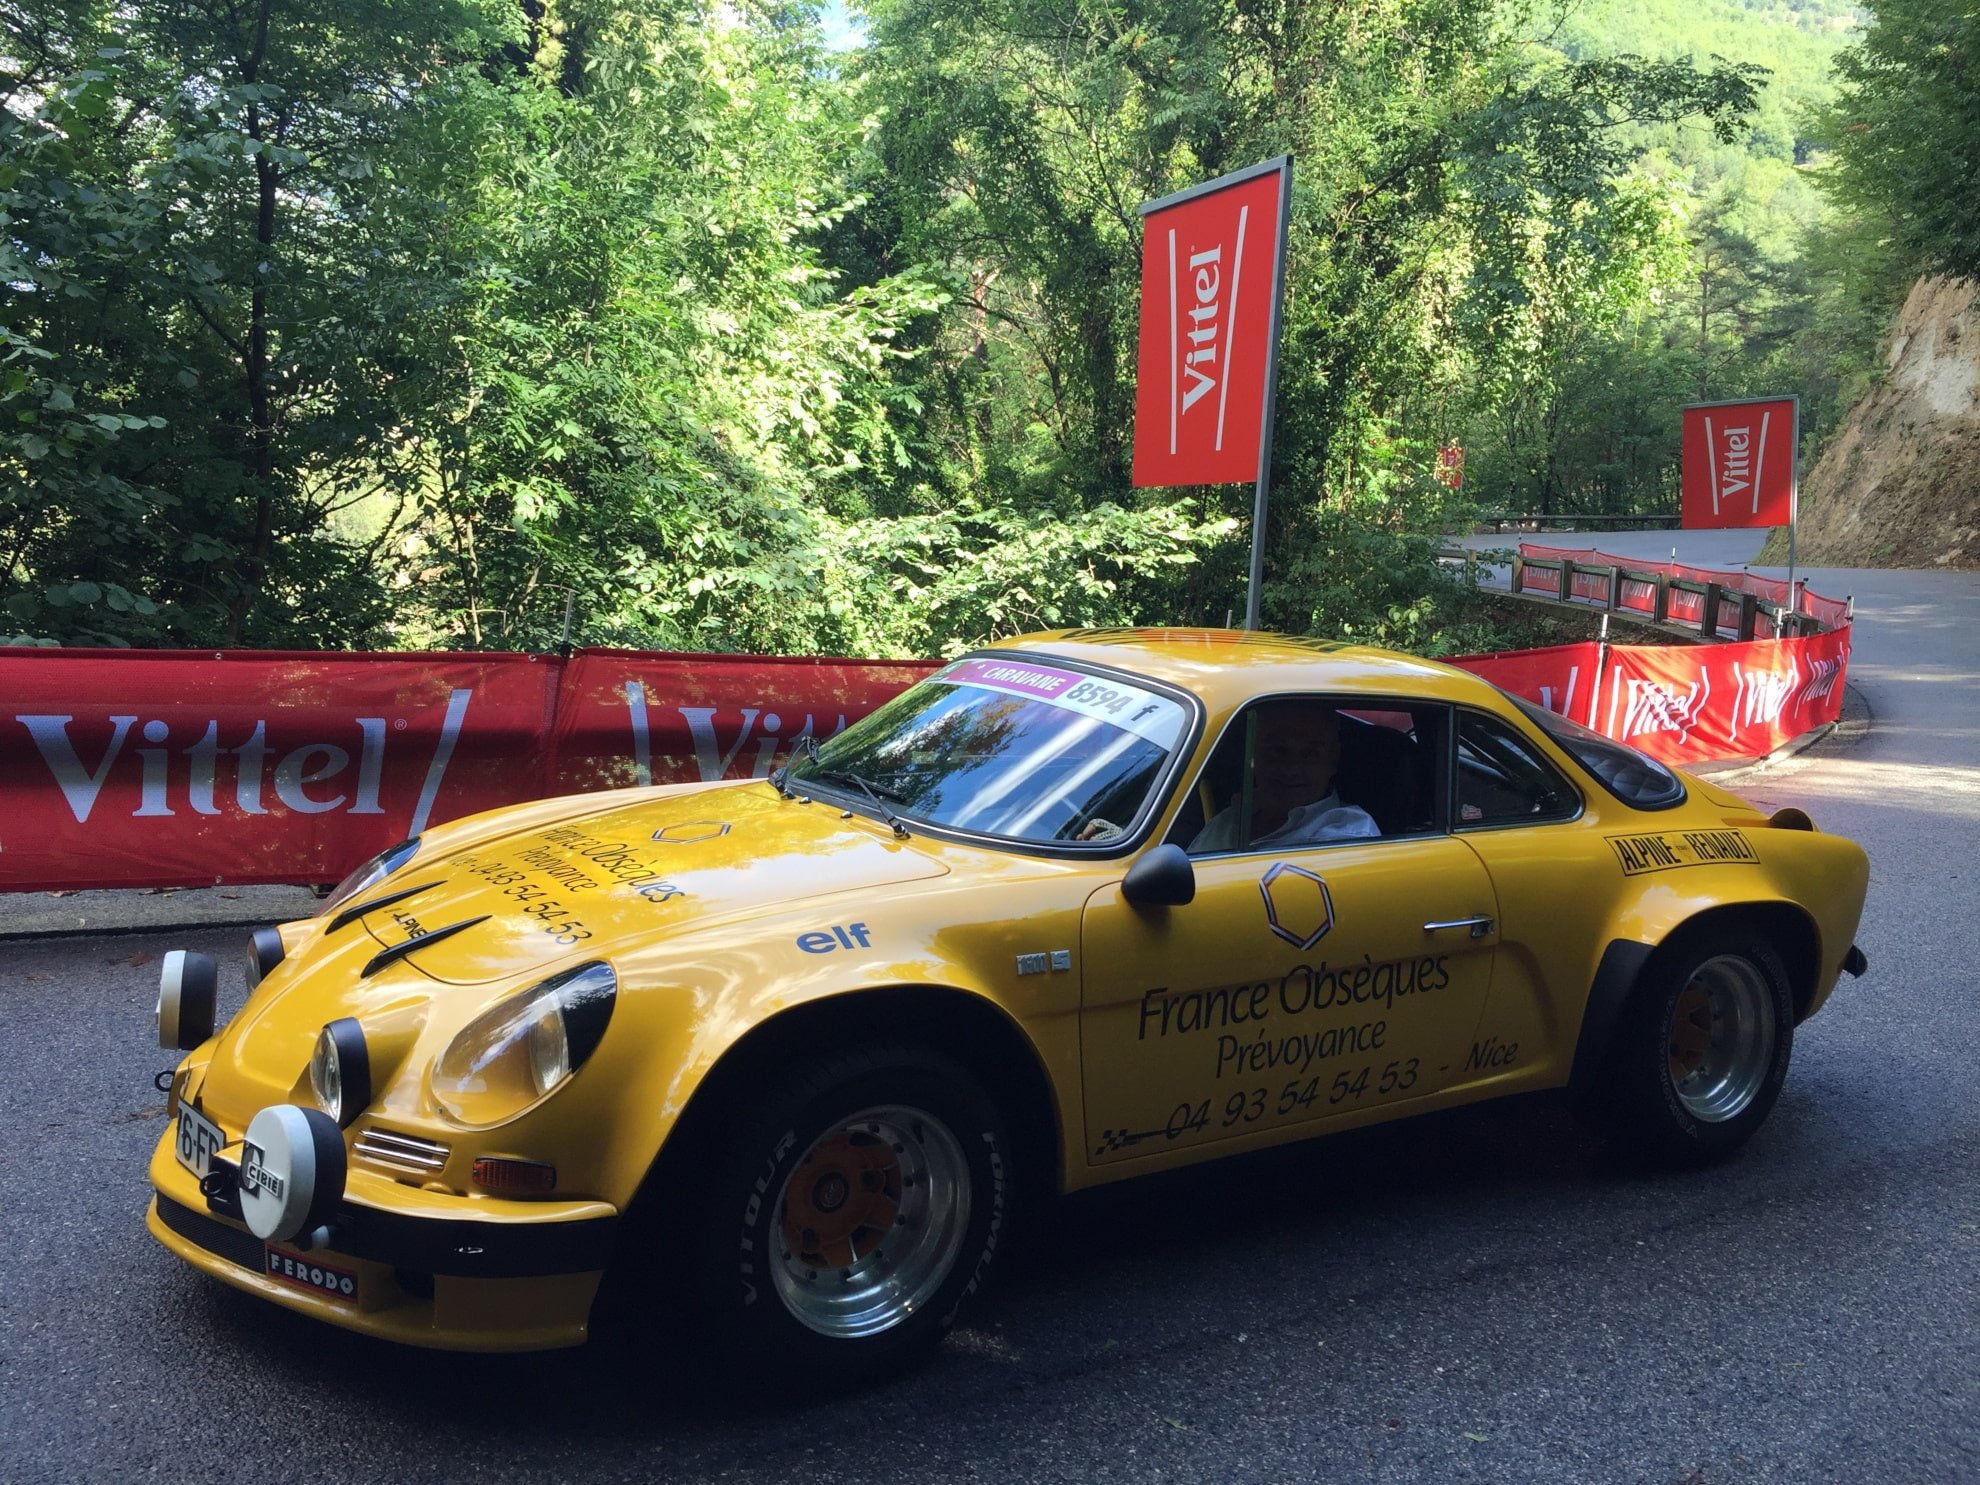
left=2, top=0, right=523, bottom=645
left=855, top=0, right=1758, bottom=628
left=1817, top=0, right=1980, bottom=282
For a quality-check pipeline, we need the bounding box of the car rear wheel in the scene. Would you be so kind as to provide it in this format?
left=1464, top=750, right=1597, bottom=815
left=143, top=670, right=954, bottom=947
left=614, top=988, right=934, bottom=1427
left=1605, top=928, right=1794, bottom=1165
left=681, top=1043, right=1009, bottom=1385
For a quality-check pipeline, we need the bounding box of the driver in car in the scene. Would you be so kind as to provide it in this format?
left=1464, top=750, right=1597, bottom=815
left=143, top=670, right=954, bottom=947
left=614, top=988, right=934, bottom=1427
left=1080, top=701, right=1380, bottom=850
left=1189, top=702, right=1379, bottom=851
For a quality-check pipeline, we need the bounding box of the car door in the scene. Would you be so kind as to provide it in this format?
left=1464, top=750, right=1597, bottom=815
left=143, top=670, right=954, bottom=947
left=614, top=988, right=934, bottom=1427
left=1076, top=698, right=1500, bottom=1169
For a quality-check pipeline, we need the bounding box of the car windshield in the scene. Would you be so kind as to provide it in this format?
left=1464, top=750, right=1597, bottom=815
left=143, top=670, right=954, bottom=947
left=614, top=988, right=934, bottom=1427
left=1510, top=695, right=1686, bottom=810
left=784, top=655, right=1190, bottom=845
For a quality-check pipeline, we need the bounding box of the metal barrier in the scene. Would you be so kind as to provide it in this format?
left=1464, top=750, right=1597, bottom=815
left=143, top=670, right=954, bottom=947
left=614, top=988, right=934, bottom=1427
left=1445, top=547, right=1851, bottom=643
left=1474, top=513, right=1677, bottom=534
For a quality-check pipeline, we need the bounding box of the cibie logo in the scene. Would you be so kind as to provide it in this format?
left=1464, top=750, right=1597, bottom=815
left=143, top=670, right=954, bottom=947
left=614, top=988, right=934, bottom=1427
left=1702, top=408, right=1777, bottom=518
left=238, top=1140, right=285, bottom=1203
left=1164, top=225, right=1245, bottom=456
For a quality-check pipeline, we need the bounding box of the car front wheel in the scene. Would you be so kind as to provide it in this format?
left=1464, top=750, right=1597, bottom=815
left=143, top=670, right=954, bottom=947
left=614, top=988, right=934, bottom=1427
left=1605, top=928, right=1795, bottom=1165
left=691, top=1043, right=1009, bottom=1384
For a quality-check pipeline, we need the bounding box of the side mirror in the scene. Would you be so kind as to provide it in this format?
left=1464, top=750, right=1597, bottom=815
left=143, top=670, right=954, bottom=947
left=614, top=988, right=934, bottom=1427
left=1122, top=843, right=1196, bottom=907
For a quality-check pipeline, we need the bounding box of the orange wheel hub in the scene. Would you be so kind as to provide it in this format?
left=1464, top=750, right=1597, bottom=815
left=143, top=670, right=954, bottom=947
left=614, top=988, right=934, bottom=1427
left=782, top=1128, right=904, bottom=1272
left=1668, top=985, right=1713, bottom=1082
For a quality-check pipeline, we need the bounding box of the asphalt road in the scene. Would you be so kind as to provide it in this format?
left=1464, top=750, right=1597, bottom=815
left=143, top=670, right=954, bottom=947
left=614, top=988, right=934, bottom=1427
left=2, top=532, right=1975, bottom=1484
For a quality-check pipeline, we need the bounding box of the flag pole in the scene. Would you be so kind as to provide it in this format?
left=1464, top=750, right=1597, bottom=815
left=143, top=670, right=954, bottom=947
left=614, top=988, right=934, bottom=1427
left=1785, top=394, right=1800, bottom=634
left=1243, top=159, right=1293, bottom=632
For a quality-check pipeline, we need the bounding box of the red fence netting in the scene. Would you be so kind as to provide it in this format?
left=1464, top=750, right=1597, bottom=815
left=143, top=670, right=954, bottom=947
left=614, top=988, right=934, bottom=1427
left=0, top=647, right=936, bottom=891
left=0, top=621, right=1848, bottom=891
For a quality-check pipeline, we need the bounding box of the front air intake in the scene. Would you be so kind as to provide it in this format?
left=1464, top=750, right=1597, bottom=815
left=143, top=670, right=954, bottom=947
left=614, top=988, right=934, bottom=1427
left=352, top=1128, right=451, bottom=1176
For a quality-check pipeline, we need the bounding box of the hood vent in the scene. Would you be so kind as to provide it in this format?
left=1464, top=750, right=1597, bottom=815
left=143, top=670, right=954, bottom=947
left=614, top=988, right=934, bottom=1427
left=361, top=916, right=489, bottom=979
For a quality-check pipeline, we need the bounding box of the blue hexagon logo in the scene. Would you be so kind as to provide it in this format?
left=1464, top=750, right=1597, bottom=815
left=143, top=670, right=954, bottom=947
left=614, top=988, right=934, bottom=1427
left=1258, top=862, right=1334, bottom=950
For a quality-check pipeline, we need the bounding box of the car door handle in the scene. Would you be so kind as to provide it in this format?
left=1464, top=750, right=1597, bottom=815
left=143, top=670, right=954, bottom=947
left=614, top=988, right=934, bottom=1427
left=1423, top=915, right=1494, bottom=939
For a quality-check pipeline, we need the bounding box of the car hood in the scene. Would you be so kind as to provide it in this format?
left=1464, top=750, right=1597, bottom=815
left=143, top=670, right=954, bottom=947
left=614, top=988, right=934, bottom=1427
left=193, top=784, right=952, bottom=1124
left=350, top=783, right=950, bottom=986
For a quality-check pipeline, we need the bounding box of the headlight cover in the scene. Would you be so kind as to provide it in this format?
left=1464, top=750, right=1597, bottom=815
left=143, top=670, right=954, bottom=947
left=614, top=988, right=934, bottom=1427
left=309, top=1018, right=371, bottom=1128
left=316, top=837, right=421, bottom=919
left=430, top=962, right=617, bottom=1128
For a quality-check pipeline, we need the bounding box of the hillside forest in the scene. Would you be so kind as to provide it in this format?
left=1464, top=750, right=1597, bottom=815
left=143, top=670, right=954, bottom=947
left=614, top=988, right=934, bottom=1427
left=3, top=0, right=1971, bottom=656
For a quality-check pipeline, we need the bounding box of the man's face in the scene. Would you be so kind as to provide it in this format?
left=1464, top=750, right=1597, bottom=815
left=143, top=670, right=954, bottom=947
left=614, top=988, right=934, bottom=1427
left=1251, top=707, right=1340, bottom=820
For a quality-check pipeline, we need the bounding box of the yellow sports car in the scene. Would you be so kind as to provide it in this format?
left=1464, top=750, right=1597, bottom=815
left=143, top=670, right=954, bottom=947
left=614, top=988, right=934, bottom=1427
left=146, top=629, right=1869, bottom=1379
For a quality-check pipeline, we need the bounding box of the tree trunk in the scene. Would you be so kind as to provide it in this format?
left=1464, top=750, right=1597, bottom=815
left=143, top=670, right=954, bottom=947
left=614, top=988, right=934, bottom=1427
left=226, top=0, right=278, bottom=643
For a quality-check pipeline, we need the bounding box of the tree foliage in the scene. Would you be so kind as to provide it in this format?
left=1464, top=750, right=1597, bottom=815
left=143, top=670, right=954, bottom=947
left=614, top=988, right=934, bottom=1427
left=2, top=0, right=1921, bottom=656
left=1815, top=0, right=1980, bottom=284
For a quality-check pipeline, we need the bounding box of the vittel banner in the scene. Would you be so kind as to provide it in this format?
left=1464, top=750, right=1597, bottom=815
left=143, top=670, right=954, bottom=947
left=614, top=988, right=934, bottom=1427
left=0, top=650, right=559, bottom=891
left=1596, top=627, right=1852, bottom=763
left=0, top=629, right=1847, bottom=892
left=1680, top=396, right=1798, bottom=530
left=0, top=647, right=932, bottom=891
left=1132, top=157, right=1291, bottom=489
left=548, top=649, right=935, bottom=796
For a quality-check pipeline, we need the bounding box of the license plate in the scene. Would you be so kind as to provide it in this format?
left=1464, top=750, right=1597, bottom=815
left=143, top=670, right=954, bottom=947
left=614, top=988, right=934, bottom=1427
left=175, top=1101, right=225, bottom=1181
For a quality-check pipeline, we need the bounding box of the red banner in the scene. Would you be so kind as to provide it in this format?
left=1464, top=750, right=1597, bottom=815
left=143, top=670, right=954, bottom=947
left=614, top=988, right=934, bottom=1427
left=1454, top=631, right=1849, bottom=763
left=1681, top=397, right=1798, bottom=530
left=0, top=649, right=932, bottom=892
left=1132, top=158, right=1290, bottom=488
left=1596, top=627, right=1851, bottom=763
left=0, top=628, right=1849, bottom=892
left=1449, top=643, right=1600, bottom=725
left=546, top=649, right=936, bottom=795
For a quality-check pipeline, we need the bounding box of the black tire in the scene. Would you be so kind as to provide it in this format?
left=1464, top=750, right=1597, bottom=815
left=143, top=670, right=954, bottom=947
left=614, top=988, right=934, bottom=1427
left=1603, top=927, right=1795, bottom=1166
left=681, top=1042, right=1010, bottom=1386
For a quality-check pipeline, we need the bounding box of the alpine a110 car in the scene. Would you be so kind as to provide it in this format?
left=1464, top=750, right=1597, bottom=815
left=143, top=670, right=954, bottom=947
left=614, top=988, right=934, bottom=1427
left=146, top=628, right=1869, bottom=1379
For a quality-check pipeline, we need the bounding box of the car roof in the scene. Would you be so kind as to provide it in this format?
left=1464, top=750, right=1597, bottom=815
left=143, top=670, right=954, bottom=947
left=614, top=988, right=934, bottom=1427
left=994, top=628, right=1511, bottom=713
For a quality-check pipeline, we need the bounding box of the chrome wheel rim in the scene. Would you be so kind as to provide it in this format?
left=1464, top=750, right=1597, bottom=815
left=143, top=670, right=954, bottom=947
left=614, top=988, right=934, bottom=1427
left=1666, top=955, right=1775, bottom=1122
left=770, top=1104, right=970, bottom=1339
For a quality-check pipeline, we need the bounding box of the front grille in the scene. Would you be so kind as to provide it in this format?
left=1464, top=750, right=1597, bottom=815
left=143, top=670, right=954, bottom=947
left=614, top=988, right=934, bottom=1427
left=353, top=1127, right=451, bottom=1175
left=156, top=1195, right=264, bottom=1273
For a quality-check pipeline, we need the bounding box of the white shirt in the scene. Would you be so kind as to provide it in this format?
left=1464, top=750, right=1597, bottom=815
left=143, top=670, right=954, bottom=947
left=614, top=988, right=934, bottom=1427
left=1189, top=791, right=1381, bottom=854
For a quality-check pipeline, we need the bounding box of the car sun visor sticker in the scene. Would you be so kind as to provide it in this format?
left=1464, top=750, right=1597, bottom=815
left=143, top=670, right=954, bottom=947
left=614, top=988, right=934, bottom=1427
left=938, top=659, right=1185, bottom=747
left=1607, top=829, right=1758, bottom=876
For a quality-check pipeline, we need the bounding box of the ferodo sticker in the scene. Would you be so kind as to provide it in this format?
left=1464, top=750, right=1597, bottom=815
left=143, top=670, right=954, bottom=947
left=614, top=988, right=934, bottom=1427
left=1608, top=829, right=1757, bottom=876
left=265, top=1247, right=358, bottom=1303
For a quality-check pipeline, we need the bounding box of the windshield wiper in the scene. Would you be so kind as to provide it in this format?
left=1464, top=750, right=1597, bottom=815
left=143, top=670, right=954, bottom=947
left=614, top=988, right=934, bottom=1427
left=815, top=768, right=911, bottom=838
left=769, top=732, right=823, bottom=796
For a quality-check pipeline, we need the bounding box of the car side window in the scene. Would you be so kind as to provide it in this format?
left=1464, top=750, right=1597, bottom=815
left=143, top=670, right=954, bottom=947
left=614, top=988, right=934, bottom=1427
left=1172, top=698, right=1447, bottom=855
left=1456, top=710, right=1579, bottom=827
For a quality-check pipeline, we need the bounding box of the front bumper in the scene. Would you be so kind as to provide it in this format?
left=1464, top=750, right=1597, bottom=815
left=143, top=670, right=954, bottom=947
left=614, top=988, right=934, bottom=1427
left=147, top=1127, right=617, bottom=1351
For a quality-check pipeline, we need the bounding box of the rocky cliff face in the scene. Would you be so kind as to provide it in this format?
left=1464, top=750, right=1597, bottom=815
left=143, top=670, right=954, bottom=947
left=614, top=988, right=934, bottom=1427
left=1777, top=275, right=1980, bottom=569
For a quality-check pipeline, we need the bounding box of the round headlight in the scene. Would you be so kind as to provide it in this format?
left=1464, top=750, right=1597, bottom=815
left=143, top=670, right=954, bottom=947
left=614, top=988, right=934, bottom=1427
left=157, top=950, right=219, bottom=1051
left=316, top=838, right=421, bottom=918
left=431, top=963, right=616, bottom=1128
left=245, top=926, right=286, bottom=990
left=309, top=1018, right=371, bottom=1128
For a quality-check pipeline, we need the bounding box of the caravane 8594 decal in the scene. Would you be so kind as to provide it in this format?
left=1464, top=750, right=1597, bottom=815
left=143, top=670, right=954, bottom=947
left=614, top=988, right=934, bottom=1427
left=146, top=630, right=1869, bottom=1380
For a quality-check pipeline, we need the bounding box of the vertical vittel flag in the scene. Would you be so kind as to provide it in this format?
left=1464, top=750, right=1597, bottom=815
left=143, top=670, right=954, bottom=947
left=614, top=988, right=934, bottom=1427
left=1132, top=158, right=1292, bottom=489
left=1680, top=396, right=1799, bottom=530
